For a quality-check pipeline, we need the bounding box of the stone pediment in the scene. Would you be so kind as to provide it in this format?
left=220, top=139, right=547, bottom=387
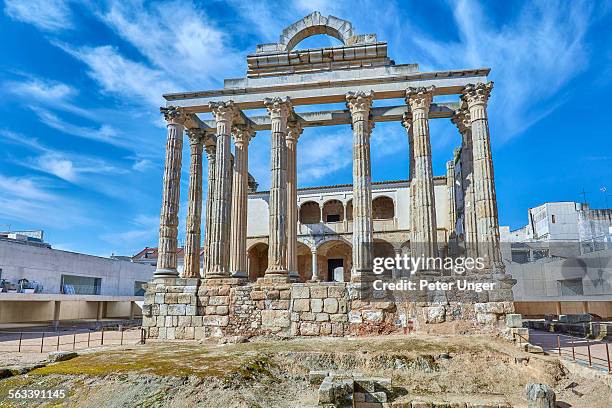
left=247, top=11, right=392, bottom=78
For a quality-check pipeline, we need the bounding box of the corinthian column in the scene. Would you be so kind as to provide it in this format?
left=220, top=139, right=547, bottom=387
left=155, top=106, right=187, bottom=277
left=346, top=91, right=374, bottom=281
left=452, top=109, right=478, bottom=258
left=229, top=125, right=255, bottom=278
left=405, top=86, right=438, bottom=260
left=462, top=82, right=502, bottom=270
left=183, top=128, right=205, bottom=278
left=203, top=141, right=216, bottom=275
left=264, top=97, right=292, bottom=279
left=207, top=101, right=238, bottom=278
left=286, top=119, right=303, bottom=280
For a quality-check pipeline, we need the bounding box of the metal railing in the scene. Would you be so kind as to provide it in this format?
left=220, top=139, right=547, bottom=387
left=555, top=333, right=612, bottom=373
left=515, top=330, right=612, bottom=373
left=0, top=325, right=146, bottom=353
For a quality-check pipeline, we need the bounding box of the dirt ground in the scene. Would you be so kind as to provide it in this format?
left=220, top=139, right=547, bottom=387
left=0, top=334, right=610, bottom=407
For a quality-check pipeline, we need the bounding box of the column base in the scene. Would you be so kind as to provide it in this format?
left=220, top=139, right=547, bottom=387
left=154, top=268, right=179, bottom=278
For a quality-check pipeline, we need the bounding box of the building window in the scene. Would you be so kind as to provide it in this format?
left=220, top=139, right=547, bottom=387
left=551, top=214, right=556, bottom=223
left=557, top=278, right=584, bottom=296
left=511, top=250, right=530, bottom=264
left=326, top=214, right=340, bottom=223
left=134, top=281, right=147, bottom=296
left=60, top=275, right=101, bottom=295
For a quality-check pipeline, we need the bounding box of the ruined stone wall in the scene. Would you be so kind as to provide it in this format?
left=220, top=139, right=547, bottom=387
left=142, top=277, right=514, bottom=340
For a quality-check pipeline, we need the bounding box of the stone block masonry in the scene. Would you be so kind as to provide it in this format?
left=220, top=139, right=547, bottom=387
left=142, top=277, right=515, bottom=340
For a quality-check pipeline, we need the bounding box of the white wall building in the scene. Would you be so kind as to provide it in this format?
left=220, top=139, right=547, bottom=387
left=246, top=177, right=452, bottom=282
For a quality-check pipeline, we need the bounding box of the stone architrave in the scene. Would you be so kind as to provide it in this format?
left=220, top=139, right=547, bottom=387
left=202, top=140, right=216, bottom=275
left=183, top=128, right=205, bottom=278
left=462, top=82, right=502, bottom=270
left=452, top=109, right=478, bottom=258
left=207, top=101, right=238, bottom=278
left=229, top=125, right=255, bottom=277
left=405, top=86, right=438, bottom=261
left=286, top=119, right=303, bottom=280
left=346, top=91, right=374, bottom=281
left=264, top=97, right=293, bottom=279
left=155, top=106, right=187, bottom=277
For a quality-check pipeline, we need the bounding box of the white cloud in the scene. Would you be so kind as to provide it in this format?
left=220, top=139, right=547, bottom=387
left=0, top=129, right=126, bottom=183
left=3, top=77, right=96, bottom=119
left=99, top=213, right=159, bottom=252
left=297, top=129, right=352, bottom=181
left=56, top=44, right=177, bottom=108
left=408, top=0, right=593, bottom=140
left=99, top=0, right=242, bottom=89
left=34, top=108, right=125, bottom=146
left=0, top=173, right=88, bottom=228
left=4, top=0, right=74, bottom=32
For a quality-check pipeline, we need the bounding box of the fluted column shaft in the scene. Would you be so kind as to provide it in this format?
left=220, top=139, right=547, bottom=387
left=183, top=129, right=205, bottom=278
left=405, top=87, right=438, bottom=260
left=203, top=143, right=216, bottom=275
left=446, top=160, right=457, bottom=236
left=453, top=109, right=478, bottom=257
left=229, top=126, right=255, bottom=277
left=155, top=107, right=186, bottom=277
left=462, top=82, right=502, bottom=268
left=346, top=91, right=374, bottom=281
left=264, top=97, right=292, bottom=278
left=286, top=120, right=303, bottom=279
left=207, top=101, right=237, bottom=278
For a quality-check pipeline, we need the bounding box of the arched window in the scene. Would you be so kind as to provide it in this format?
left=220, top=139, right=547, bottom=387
left=322, top=199, right=344, bottom=223
left=372, top=196, right=394, bottom=220
left=299, top=201, right=321, bottom=224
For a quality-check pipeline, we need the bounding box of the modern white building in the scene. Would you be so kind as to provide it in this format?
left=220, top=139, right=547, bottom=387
left=500, top=202, right=612, bottom=318
left=0, top=232, right=154, bottom=325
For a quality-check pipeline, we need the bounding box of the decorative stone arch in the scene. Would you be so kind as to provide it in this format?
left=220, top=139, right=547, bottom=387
left=315, top=238, right=352, bottom=282
left=247, top=242, right=268, bottom=281
left=280, top=12, right=354, bottom=51
left=296, top=241, right=313, bottom=282
left=255, top=12, right=378, bottom=54
left=372, top=195, right=395, bottom=220
left=322, top=199, right=344, bottom=222
left=299, top=201, right=321, bottom=224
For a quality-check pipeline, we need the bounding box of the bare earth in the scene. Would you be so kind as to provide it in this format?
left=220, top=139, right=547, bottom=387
left=0, top=334, right=610, bottom=407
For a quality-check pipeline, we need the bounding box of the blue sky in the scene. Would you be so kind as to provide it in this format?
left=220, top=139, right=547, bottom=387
left=0, top=0, right=610, bottom=257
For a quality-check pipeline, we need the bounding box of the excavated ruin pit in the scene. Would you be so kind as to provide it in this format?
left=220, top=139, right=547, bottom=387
left=0, top=334, right=610, bottom=407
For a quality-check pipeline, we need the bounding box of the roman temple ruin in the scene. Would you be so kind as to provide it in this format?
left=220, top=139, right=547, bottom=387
left=142, top=12, right=516, bottom=340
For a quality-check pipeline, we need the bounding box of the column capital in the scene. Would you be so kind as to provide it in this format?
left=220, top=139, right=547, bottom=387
left=264, top=96, right=293, bottom=120
left=405, top=86, right=435, bottom=112
left=345, top=90, right=374, bottom=116
left=232, top=125, right=256, bottom=146
left=451, top=109, right=471, bottom=135
left=160, top=106, right=188, bottom=125
left=461, top=82, right=494, bottom=108
left=204, top=142, right=216, bottom=160
left=209, top=100, right=238, bottom=124
left=401, top=111, right=412, bottom=129
left=186, top=127, right=207, bottom=145
left=286, top=119, right=303, bottom=143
